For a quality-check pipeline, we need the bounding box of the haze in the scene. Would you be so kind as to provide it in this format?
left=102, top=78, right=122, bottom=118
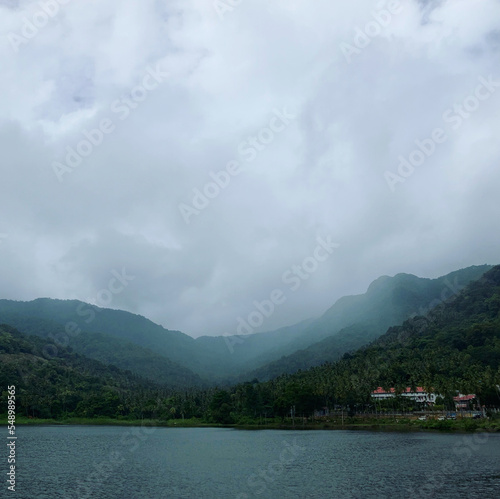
left=0, top=0, right=499, bottom=337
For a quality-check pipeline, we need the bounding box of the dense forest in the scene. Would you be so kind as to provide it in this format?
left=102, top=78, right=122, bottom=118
left=1, top=265, right=499, bottom=424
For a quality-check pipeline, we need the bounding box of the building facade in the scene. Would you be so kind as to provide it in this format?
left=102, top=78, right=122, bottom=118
left=371, top=387, right=439, bottom=404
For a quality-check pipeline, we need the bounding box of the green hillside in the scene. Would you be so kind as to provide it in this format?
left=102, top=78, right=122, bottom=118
left=256, top=264, right=500, bottom=414
left=0, top=265, right=492, bottom=385
left=240, top=265, right=493, bottom=381
left=2, top=265, right=499, bottom=424
left=0, top=313, right=203, bottom=388
left=0, top=324, right=161, bottom=419
left=186, top=264, right=500, bottom=425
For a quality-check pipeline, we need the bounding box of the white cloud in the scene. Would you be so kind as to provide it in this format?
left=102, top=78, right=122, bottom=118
left=0, top=0, right=499, bottom=336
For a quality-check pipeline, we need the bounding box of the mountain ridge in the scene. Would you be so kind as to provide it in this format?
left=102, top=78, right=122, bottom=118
left=0, top=264, right=493, bottom=384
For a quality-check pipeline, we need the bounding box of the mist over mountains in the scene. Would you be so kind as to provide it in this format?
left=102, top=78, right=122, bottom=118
left=0, top=264, right=492, bottom=386
left=2, top=263, right=500, bottom=423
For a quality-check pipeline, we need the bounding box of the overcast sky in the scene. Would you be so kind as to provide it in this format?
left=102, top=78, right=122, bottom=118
left=0, top=0, right=499, bottom=338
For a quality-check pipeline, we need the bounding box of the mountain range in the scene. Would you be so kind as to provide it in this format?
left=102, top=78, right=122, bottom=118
left=0, top=264, right=492, bottom=386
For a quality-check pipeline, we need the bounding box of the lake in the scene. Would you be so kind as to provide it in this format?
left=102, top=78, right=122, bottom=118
left=9, top=426, right=500, bottom=498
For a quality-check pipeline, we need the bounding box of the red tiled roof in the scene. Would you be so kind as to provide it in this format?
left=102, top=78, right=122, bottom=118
left=453, top=394, right=476, bottom=401
left=372, top=387, right=429, bottom=394
left=373, top=387, right=394, bottom=394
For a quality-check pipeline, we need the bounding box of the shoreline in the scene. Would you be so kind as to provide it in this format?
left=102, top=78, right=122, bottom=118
left=2, top=416, right=499, bottom=433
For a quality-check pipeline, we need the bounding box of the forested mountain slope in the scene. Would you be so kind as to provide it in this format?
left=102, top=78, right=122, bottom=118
left=2, top=265, right=499, bottom=422
left=262, top=264, right=500, bottom=413
left=0, top=313, right=203, bottom=387
left=241, top=265, right=493, bottom=381
left=0, top=324, right=162, bottom=418
left=0, top=265, right=492, bottom=384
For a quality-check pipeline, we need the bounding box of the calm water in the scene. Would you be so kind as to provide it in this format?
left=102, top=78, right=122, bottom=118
left=6, top=426, right=500, bottom=498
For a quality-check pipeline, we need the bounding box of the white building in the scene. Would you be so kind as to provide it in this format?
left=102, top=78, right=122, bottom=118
left=372, top=387, right=439, bottom=404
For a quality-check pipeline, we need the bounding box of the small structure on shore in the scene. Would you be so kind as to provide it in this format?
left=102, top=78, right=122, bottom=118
left=371, top=387, right=439, bottom=404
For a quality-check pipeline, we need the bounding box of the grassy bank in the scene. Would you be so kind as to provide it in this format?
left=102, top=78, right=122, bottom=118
left=0, top=416, right=221, bottom=427
left=2, top=415, right=500, bottom=432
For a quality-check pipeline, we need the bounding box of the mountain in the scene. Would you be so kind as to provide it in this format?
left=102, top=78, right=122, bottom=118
left=0, top=265, right=492, bottom=384
left=276, top=263, right=500, bottom=408
left=239, top=265, right=493, bottom=380
left=209, top=264, right=500, bottom=422
left=2, top=264, right=499, bottom=423
left=0, top=299, right=223, bottom=380
left=0, top=308, right=203, bottom=388
left=0, top=324, right=162, bottom=419
left=283, top=265, right=493, bottom=350
left=194, top=319, right=315, bottom=375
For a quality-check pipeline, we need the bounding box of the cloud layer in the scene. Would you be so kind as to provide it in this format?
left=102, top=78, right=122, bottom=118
left=1, top=0, right=499, bottom=337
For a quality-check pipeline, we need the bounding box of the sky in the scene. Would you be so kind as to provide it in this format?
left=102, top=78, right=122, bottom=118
left=0, top=0, right=499, bottom=338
